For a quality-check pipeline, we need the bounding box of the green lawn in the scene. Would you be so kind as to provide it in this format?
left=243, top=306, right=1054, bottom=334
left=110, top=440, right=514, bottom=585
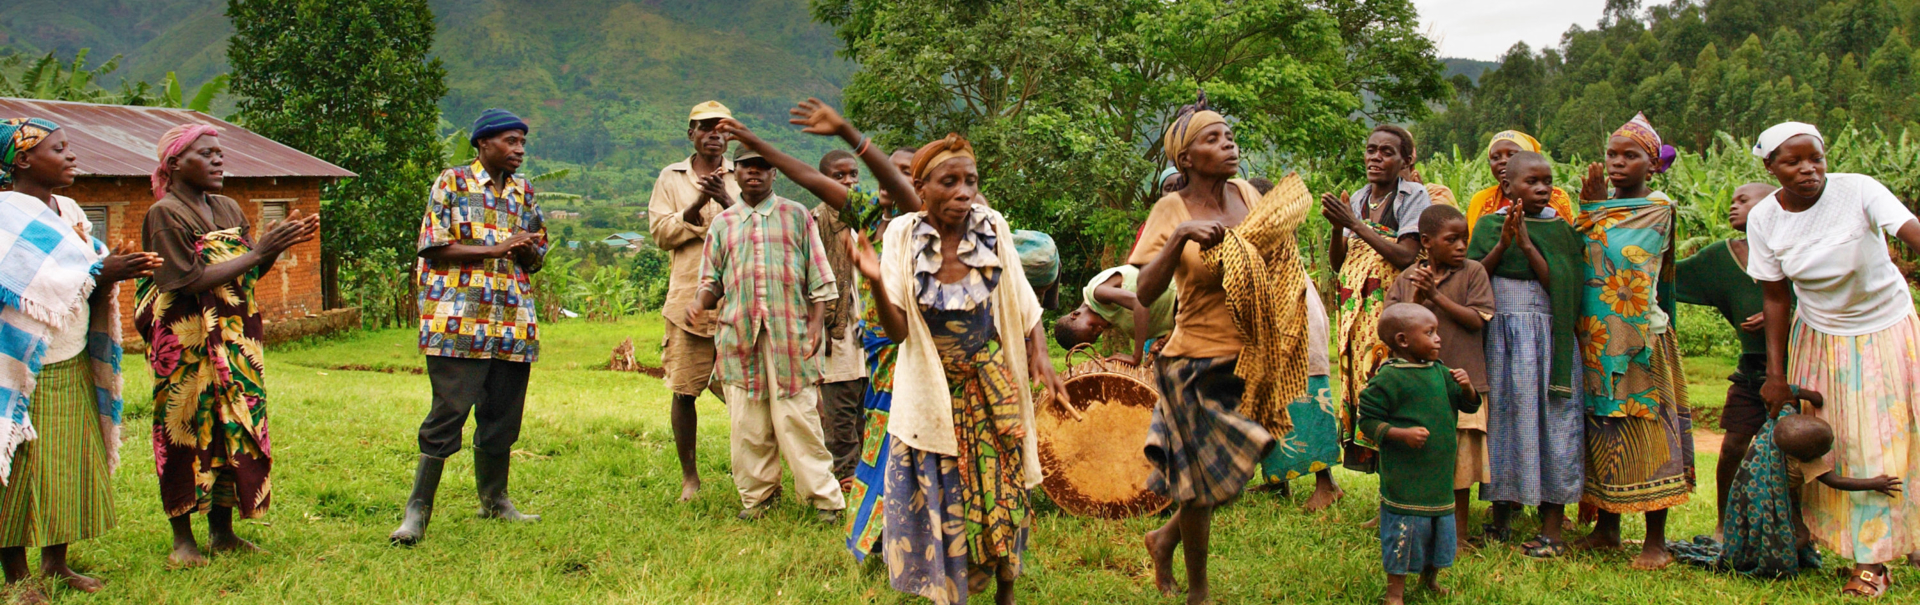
left=42, top=316, right=1895, bottom=603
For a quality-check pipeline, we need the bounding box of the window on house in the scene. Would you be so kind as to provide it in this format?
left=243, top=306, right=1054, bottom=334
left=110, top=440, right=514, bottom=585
left=81, top=206, right=108, bottom=243
left=257, top=200, right=291, bottom=228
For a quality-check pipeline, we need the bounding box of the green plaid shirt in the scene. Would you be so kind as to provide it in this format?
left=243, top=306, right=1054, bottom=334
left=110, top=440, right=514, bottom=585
left=698, top=195, right=837, bottom=399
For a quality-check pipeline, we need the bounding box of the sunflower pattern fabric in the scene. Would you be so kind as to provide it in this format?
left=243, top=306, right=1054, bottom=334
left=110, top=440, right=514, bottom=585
left=1335, top=221, right=1407, bottom=467
left=1574, top=194, right=1679, bottom=419
left=135, top=227, right=272, bottom=519
left=1201, top=173, right=1314, bottom=436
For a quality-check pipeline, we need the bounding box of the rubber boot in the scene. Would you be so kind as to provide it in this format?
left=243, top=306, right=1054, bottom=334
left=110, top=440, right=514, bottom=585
left=475, top=450, right=539, bottom=522
left=389, top=454, right=445, bottom=545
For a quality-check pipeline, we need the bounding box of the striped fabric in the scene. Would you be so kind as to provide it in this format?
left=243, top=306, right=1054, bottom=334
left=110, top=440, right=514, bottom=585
left=1582, top=331, right=1695, bottom=513
left=468, top=108, right=528, bottom=144
left=0, top=356, right=115, bottom=547
left=699, top=195, right=836, bottom=400
left=0, top=192, right=120, bottom=485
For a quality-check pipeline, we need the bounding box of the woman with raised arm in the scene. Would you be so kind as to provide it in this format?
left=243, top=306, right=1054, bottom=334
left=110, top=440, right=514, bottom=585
left=0, top=118, right=159, bottom=603
left=1130, top=97, right=1275, bottom=605
left=136, top=124, right=319, bottom=567
left=849, top=130, right=1064, bottom=604
left=1747, top=121, right=1920, bottom=599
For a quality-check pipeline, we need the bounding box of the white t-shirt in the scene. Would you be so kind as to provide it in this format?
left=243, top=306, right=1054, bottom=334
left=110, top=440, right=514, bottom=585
left=1747, top=173, right=1919, bottom=336
left=43, top=194, right=94, bottom=362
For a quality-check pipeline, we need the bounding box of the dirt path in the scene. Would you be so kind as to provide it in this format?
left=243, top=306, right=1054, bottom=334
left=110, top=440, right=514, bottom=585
left=1694, top=429, right=1724, bottom=455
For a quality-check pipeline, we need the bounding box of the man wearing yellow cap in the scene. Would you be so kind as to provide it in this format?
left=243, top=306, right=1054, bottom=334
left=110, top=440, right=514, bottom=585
left=647, top=101, right=742, bottom=502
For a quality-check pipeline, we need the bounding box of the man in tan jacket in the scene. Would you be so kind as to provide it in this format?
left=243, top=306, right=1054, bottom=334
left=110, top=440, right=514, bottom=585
left=647, top=100, right=740, bottom=502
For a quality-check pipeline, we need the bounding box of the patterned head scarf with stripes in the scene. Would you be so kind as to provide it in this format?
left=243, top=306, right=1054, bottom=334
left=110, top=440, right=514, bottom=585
left=1162, top=92, right=1225, bottom=170
left=1612, top=112, right=1677, bottom=174
left=0, top=118, right=61, bottom=187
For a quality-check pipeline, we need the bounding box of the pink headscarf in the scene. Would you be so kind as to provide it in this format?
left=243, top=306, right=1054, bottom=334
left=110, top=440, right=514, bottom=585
left=152, top=124, right=220, bottom=200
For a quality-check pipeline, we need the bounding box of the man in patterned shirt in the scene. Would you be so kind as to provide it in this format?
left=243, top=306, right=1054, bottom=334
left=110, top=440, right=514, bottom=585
left=691, top=146, right=846, bottom=523
left=392, top=109, right=547, bottom=545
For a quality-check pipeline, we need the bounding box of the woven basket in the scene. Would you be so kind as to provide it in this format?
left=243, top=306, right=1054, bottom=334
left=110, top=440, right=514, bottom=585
left=1038, top=346, right=1171, bottom=519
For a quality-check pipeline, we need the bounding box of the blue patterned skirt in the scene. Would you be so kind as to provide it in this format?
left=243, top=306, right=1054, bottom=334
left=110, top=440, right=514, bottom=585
left=1484, top=276, right=1586, bottom=506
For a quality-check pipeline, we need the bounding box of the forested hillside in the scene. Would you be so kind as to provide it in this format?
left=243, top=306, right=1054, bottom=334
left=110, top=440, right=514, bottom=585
left=1420, top=0, right=1920, bottom=158
left=0, top=0, right=851, bottom=201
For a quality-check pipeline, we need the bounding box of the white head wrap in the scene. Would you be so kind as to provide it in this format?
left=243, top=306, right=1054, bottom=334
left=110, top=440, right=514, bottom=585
left=1752, top=122, right=1823, bottom=159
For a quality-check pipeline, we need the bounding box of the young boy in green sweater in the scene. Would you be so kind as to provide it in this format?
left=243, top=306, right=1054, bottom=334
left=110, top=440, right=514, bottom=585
left=1357, top=303, right=1480, bottom=605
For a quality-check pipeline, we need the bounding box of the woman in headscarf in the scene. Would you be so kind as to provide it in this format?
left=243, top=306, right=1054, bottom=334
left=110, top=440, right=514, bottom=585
left=1319, top=125, right=1432, bottom=475
left=856, top=132, right=1066, bottom=605
left=136, top=124, right=320, bottom=567
left=1747, top=121, right=1920, bottom=598
left=1131, top=97, right=1276, bottom=605
left=1463, top=130, right=1578, bottom=240
left=1569, top=112, right=1693, bottom=570
left=0, top=119, right=157, bottom=601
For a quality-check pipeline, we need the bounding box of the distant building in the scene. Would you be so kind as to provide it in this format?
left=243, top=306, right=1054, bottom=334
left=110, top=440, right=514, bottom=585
left=0, top=97, right=357, bottom=342
left=547, top=209, right=580, bottom=220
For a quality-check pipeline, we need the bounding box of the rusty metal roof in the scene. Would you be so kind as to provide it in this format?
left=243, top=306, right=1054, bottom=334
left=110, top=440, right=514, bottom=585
left=0, top=97, right=357, bottom=179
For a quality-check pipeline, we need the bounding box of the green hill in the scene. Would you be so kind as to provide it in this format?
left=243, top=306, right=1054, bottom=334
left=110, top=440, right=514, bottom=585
left=0, top=0, right=850, bottom=199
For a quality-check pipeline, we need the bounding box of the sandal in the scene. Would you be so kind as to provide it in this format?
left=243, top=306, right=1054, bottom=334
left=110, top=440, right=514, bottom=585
left=1520, top=535, right=1568, bottom=559
left=1842, top=567, right=1890, bottom=598
left=1480, top=523, right=1513, bottom=544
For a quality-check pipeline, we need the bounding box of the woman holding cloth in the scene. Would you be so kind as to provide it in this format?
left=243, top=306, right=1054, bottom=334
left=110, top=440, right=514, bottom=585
left=1132, top=97, right=1276, bottom=605
left=0, top=118, right=158, bottom=601
left=858, top=133, right=1066, bottom=605
left=1747, top=121, right=1920, bottom=598
left=137, top=124, right=319, bottom=566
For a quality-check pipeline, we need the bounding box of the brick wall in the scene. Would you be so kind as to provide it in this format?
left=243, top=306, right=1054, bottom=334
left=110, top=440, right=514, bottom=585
left=62, top=176, right=329, bottom=336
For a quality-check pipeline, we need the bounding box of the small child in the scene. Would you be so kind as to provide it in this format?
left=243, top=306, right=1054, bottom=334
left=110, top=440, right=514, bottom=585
left=1054, top=265, right=1176, bottom=365
left=1356, top=303, right=1480, bottom=605
left=1385, top=205, right=1494, bottom=535
left=1464, top=151, right=1586, bottom=554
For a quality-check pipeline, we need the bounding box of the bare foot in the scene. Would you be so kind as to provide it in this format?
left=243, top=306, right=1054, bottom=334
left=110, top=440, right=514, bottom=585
left=207, top=534, right=267, bottom=556
left=1248, top=482, right=1286, bottom=494
left=679, top=477, right=701, bottom=502
left=1382, top=594, right=1405, bottom=605
left=1421, top=577, right=1449, bottom=595
left=1630, top=545, right=1675, bottom=570
left=839, top=477, right=856, bottom=493
left=167, top=541, right=209, bottom=568
left=42, top=565, right=103, bottom=593
left=1571, top=532, right=1622, bottom=551
left=1360, top=515, right=1379, bottom=530
left=9, top=585, right=48, bottom=605
left=1908, top=552, right=1919, bottom=568
left=1185, top=586, right=1211, bottom=605
left=1303, top=485, right=1345, bottom=512
left=1144, top=529, right=1179, bottom=597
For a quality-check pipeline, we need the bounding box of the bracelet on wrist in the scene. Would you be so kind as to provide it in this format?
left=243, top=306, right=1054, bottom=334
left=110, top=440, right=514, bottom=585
left=852, top=136, right=872, bottom=156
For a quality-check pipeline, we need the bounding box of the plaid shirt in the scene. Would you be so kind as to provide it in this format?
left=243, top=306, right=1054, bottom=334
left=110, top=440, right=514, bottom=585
left=699, top=194, right=836, bottom=399
left=416, top=161, right=547, bottom=362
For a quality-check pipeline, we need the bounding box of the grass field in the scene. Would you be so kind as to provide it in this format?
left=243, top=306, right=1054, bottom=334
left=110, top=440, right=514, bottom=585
left=24, top=316, right=1904, bottom=604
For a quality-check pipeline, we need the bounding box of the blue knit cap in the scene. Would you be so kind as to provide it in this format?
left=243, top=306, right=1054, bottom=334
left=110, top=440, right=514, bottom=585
left=470, top=109, right=528, bottom=147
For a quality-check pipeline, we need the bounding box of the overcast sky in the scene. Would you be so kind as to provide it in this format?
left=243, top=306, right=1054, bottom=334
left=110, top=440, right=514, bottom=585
left=1414, top=0, right=1674, bottom=61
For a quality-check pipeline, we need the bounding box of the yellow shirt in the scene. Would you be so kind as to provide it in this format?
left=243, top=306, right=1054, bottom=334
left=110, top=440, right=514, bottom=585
left=1126, top=179, right=1262, bottom=359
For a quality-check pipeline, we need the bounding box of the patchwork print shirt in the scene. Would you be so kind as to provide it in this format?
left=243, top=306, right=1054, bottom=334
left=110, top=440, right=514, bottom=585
left=415, top=161, right=547, bottom=362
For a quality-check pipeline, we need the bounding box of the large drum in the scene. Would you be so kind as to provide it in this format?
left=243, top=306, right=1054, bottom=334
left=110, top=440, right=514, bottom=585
left=1038, top=348, right=1170, bottom=519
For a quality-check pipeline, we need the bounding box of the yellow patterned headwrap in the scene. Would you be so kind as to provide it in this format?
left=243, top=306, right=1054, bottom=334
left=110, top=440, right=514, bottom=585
left=909, top=133, right=975, bottom=181
left=1164, top=110, right=1225, bottom=165
left=1486, top=130, right=1541, bottom=155
left=0, top=118, right=60, bottom=186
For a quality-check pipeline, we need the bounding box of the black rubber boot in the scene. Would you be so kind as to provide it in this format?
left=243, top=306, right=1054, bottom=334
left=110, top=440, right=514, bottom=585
left=475, top=450, right=539, bottom=522
left=389, top=454, right=445, bottom=545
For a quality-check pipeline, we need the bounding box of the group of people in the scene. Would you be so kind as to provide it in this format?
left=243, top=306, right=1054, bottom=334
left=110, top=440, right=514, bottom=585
left=0, top=118, right=317, bottom=604
left=0, top=92, right=1915, bottom=604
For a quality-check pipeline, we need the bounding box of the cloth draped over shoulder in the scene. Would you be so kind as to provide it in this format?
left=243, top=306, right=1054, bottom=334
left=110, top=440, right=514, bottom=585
left=1466, top=209, right=1584, bottom=395
left=1200, top=172, right=1314, bottom=435
left=881, top=206, right=1047, bottom=489
left=1335, top=221, right=1406, bottom=458
left=1575, top=194, right=1680, bottom=418
left=0, top=191, right=122, bottom=485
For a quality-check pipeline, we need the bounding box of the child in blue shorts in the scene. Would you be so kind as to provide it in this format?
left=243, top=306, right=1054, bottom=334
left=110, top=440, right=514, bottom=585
left=1356, top=303, right=1480, bottom=604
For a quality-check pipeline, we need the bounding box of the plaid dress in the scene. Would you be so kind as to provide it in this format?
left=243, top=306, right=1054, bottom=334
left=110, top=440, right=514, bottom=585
left=1146, top=356, right=1275, bottom=506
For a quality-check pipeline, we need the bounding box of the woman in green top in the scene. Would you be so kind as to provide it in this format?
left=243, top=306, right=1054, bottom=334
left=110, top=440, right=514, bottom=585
left=1673, top=182, right=1782, bottom=536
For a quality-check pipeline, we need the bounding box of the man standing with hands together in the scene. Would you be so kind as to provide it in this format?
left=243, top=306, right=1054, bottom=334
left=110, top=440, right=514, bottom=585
left=648, top=101, right=742, bottom=502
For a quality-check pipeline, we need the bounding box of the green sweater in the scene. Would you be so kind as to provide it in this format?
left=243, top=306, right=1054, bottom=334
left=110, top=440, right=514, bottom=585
left=1357, top=359, right=1482, bottom=517
left=1675, top=240, right=1788, bottom=386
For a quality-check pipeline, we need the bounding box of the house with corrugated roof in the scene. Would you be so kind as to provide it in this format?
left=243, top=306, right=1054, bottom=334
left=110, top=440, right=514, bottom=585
left=0, top=97, right=358, bottom=343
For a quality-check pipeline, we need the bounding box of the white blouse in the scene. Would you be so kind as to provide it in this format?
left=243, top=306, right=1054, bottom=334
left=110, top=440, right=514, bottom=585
left=1747, top=173, right=1918, bottom=336
left=44, top=194, right=94, bottom=362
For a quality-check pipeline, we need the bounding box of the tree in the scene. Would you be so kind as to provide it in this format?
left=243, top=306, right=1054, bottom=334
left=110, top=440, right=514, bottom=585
left=813, top=0, right=1447, bottom=285
left=226, top=0, right=448, bottom=316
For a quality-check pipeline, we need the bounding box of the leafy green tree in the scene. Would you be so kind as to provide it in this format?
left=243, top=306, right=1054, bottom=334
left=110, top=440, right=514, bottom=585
left=226, top=0, right=447, bottom=316
left=813, top=0, right=1447, bottom=286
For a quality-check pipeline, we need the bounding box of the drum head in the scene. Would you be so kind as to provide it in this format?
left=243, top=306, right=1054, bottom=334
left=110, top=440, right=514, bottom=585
left=1039, top=372, right=1170, bottom=519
